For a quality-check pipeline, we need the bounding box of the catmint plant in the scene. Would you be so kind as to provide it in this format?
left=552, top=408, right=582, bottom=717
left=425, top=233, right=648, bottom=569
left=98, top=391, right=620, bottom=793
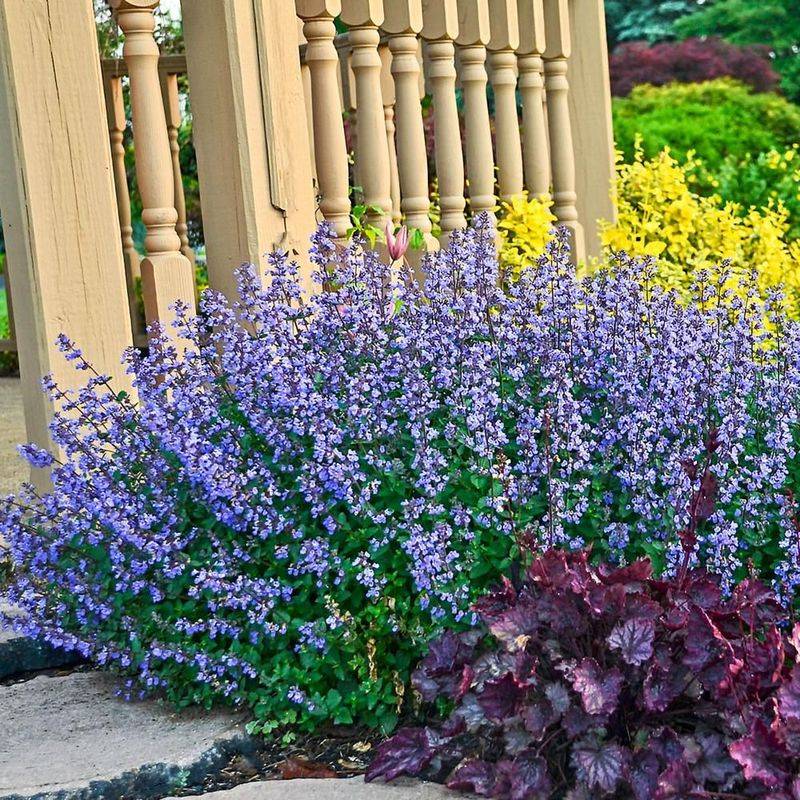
left=2, top=216, right=800, bottom=733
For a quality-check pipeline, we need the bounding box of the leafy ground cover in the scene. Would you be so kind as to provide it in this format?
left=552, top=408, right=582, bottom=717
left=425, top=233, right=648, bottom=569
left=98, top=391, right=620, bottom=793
left=4, top=220, right=800, bottom=744
left=368, top=546, right=800, bottom=798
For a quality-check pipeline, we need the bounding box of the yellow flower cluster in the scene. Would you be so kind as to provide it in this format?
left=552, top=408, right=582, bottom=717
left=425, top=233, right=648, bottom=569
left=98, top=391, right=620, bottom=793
left=496, top=145, right=800, bottom=314
left=496, top=193, right=556, bottom=279
left=599, top=144, right=800, bottom=311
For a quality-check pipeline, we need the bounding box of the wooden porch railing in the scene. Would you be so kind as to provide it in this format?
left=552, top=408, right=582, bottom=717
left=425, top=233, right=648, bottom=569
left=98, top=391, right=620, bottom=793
left=0, top=0, right=614, bottom=454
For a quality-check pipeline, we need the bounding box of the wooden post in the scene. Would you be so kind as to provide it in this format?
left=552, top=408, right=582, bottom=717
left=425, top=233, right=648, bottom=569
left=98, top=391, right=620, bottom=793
left=455, top=0, right=495, bottom=222
left=384, top=0, right=438, bottom=252
left=0, top=0, right=133, bottom=457
left=568, top=0, right=616, bottom=258
left=182, top=0, right=318, bottom=299
left=542, top=0, right=584, bottom=262
left=160, top=69, right=196, bottom=268
left=296, top=0, right=351, bottom=239
left=421, top=0, right=467, bottom=244
left=102, top=69, right=145, bottom=339
left=341, top=0, right=392, bottom=230
left=110, top=0, right=196, bottom=329
left=516, top=0, right=550, bottom=197
left=487, top=0, right=524, bottom=201
left=379, top=43, right=403, bottom=225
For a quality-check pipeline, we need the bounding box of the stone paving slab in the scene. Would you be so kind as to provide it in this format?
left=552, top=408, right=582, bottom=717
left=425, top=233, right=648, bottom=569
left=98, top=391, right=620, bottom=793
left=0, top=605, right=81, bottom=680
left=166, top=777, right=458, bottom=799
left=0, top=671, right=253, bottom=800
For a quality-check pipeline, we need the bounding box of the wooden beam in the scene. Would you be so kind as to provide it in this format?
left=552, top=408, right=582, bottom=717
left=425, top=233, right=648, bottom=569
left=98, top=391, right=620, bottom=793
left=182, top=0, right=318, bottom=299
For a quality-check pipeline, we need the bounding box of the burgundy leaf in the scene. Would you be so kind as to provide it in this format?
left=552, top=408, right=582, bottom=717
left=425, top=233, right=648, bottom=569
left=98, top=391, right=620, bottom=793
left=365, top=727, right=439, bottom=783
left=562, top=704, right=597, bottom=738
left=544, top=681, right=571, bottom=715
left=571, top=740, right=630, bottom=793
left=446, top=759, right=496, bottom=796
left=630, top=749, right=660, bottom=800
left=493, top=752, right=552, bottom=800
left=683, top=607, right=741, bottom=689
left=453, top=692, right=488, bottom=733
left=503, top=719, right=534, bottom=755
left=682, top=730, right=739, bottom=787
left=608, top=617, right=655, bottom=666
left=521, top=700, right=559, bottom=740
left=729, top=720, right=790, bottom=789
left=643, top=661, right=686, bottom=713
left=472, top=575, right=517, bottom=621
left=488, top=601, right=540, bottom=652
left=597, top=558, right=652, bottom=586
left=412, top=629, right=480, bottom=701
left=732, top=578, right=784, bottom=627
left=779, top=666, right=800, bottom=727
left=477, top=672, right=525, bottom=722
left=654, top=758, right=697, bottom=800
left=571, top=658, right=623, bottom=715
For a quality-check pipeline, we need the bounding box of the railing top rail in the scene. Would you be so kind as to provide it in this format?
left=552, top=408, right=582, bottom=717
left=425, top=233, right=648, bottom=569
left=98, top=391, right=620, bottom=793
left=101, top=52, right=187, bottom=80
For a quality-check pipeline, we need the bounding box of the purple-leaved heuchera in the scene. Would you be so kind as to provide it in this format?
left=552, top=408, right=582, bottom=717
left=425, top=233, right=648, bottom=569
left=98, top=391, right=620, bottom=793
left=367, top=546, right=800, bottom=798
left=2, top=216, right=800, bottom=733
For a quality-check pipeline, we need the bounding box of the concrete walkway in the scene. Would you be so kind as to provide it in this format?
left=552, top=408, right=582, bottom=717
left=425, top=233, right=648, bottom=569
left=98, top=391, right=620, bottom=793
left=0, top=377, right=26, bottom=496
left=166, top=778, right=456, bottom=799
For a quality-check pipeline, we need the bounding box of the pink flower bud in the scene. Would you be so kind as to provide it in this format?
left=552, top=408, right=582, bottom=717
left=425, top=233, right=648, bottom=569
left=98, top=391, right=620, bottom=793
left=385, top=222, right=410, bottom=261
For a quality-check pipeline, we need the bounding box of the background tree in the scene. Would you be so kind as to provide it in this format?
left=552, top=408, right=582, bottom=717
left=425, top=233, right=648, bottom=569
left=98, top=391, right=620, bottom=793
left=605, top=0, right=700, bottom=51
left=676, top=0, right=800, bottom=101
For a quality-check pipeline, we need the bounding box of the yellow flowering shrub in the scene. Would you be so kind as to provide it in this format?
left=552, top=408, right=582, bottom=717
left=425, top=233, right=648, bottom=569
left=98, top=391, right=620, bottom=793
left=496, top=193, right=556, bottom=279
left=600, top=144, right=800, bottom=312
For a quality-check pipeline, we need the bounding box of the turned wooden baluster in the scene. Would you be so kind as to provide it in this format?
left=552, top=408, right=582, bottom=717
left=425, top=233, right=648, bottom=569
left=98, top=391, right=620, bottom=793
left=102, top=69, right=144, bottom=337
left=296, top=1, right=351, bottom=239
left=421, top=0, right=467, bottom=244
left=109, top=0, right=195, bottom=328
left=542, top=0, right=585, bottom=261
left=379, top=43, right=403, bottom=225
left=385, top=0, right=437, bottom=251
left=160, top=70, right=195, bottom=268
left=516, top=0, right=549, bottom=196
left=298, top=18, right=317, bottom=184
left=341, top=0, right=392, bottom=230
left=487, top=0, right=523, bottom=201
left=455, top=0, right=495, bottom=222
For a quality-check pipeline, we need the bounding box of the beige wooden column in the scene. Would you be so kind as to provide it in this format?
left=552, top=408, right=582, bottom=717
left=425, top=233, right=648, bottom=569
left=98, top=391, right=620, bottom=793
left=111, top=0, right=196, bottom=328
left=385, top=0, right=438, bottom=251
left=568, top=0, right=616, bottom=258
left=542, top=0, right=584, bottom=261
left=160, top=69, right=196, bottom=267
left=341, top=0, right=392, bottom=230
left=487, top=1, right=523, bottom=201
left=455, top=0, right=495, bottom=222
left=0, top=0, right=133, bottom=456
left=182, top=0, right=318, bottom=298
left=421, top=0, right=467, bottom=244
left=516, top=0, right=550, bottom=197
left=102, top=69, right=144, bottom=339
left=296, top=0, right=351, bottom=239
left=379, top=44, right=403, bottom=225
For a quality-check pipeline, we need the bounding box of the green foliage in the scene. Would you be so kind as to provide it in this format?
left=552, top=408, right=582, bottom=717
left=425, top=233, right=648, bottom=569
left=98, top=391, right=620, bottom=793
left=613, top=79, right=800, bottom=166
left=699, top=146, right=800, bottom=241
left=675, top=0, right=800, bottom=102
left=605, top=0, right=700, bottom=51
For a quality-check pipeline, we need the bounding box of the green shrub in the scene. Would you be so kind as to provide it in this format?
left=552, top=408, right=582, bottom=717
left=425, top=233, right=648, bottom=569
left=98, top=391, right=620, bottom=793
left=613, top=79, right=800, bottom=166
